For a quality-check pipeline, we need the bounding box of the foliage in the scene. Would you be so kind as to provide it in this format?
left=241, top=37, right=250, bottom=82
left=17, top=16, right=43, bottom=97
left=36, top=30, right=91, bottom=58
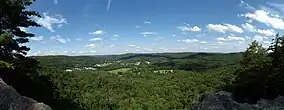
left=232, top=33, right=284, bottom=104
left=42, top=67, right=234, bottom=110
left=232, top=41, right=271, bottom=103
left=0, top=0, right=40, bottom=61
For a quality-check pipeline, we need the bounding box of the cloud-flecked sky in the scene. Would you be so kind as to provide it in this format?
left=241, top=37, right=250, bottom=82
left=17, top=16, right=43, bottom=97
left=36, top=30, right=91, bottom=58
left=25, top=0, right=284, bottom=56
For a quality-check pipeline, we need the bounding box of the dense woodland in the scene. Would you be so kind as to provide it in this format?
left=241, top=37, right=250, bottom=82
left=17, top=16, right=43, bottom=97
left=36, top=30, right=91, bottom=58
left=1, top=0, right=284, bottom=110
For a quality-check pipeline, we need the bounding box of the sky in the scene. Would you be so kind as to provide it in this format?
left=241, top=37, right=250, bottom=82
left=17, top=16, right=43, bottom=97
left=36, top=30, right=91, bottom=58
left=23, top=0, right=284, bottom=56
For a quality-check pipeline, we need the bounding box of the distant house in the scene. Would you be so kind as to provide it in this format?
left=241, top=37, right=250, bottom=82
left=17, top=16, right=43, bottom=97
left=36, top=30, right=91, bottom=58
left=66, top=69, right=73, bottom=72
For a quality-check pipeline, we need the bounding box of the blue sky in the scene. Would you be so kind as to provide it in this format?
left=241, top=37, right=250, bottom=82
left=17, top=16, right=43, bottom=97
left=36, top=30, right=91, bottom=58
left=24, top=0, right=284, bottom=56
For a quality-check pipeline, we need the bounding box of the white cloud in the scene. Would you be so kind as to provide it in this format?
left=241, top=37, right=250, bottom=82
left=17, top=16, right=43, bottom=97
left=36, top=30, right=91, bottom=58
left=144, top=21, right=152, bottom=24
left=216, top=36, right=245, bottom=41
left=64, top=51, right=68, bottom=53
left=90, top=50, right=97, bottom=53
left=252, top=35, right=264, bottom=42
left=240, top=10, right=284, bottom=30
left=144, top=48, right=153, bottom=51
left=107, top=0, right=112, bottom=11
left=30, top=36, right=44, bottom=41
left=128, top=44, right=140, bottom=49
left=241, top=23, right=255, bottom=32
left=263, top=41, right=271, bottom=44
left=256, top=29, right=275, bottom=36
left=153, top=37, right=164, bottom=42
left=53, top=0, right=58, bottom=5
left=36, top=13, right=67, bottom=32
left=135, top=26, right=141, bottom=28
left=178, top=26, right=201, bottom=32
left=268, top=3, right=284, bottom=14
left=177, top=39, right=199, bottom=43
left=217, top=42, right=225, bottom=45
left=240, top=0, right=256, bottom=11
left=216, top=37, right=226, bottom=41
left=75, top=38, right=82, bottom=41
left=19, top=27, right=28, bottom=32
left=89, top=30, right=104, bottom=35
left=141, top=32, right=157, bottom=36
left=114, top=34, right=119, bottom=37
left=85, top=44, right=98, bottom=48
left=241, top=23, right=276, bottom=36
left=50, top=35, right=68, bottom=43
left=89, top=37, right=103, bottom=41
left=200, top=41, right=207, bottom=44
left=207, top=24, right=243, bottom=33
left=128, top=44, right=137, bottom=47
left=109, top=45, right=115, bottom=48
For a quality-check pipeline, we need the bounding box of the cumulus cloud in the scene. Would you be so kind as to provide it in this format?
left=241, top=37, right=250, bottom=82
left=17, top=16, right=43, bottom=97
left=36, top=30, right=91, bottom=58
left=128, top=44, right=137, bottom=47
left=240, top=0, right=256, bottom=11
left=75, top=38, right=82, bottom=41
left=89, top=37, right=103, bottom=41
left=128, top=44, right=140, bottom=49
left=241, top=23, right=255, bottom=32
left=36, top=13, right=67, bottom=32
left=30, top=36, right=44, bottom=41
left=241, top=23, right=276, bottom=36
left=144, top=21, right=152, bottom=24
left=177, top=39, right=199, bottom=43
left=89, top=30, right=105, bottom=35
left=144, top=48, right=153, bottom=51
left=200, top=41, right=207, bottom=44
left=256, top=29, right=276, bottom=36
left=30, top=51, right=62, bottom=56
left=90, top=50, right=97, bottom=53
left=50, top=35, right=68, bottom=43
left=207, top=24, right=243, bottom=33
left=240, top=10, right=284, bottom=30
left=109, top=45, right=115, bottom=48
left=111, top=34, right=119, bottom=40
left=177, top=26, right=201, bottom=32
left=252, top=35, right=264, bottom=42
left=216, top=36, right=245, bottom=41
left=85, top=44, right=98, bottom=48
left=141, top=32, right=157, bottom=36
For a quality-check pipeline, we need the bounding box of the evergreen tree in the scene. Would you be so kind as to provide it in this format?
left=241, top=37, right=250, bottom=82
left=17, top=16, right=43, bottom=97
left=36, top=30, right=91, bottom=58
left=0, top=0, right=41, bottom=62
left=267, top=33, right=284, bottom=98
left=233, top=41, right=271, bottom=103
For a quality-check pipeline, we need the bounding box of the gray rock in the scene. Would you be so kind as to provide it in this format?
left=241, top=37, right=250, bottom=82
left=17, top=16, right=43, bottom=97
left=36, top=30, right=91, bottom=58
left=192, top=91, right=284, bottom=110
left=0, top=77, right=52, bottom=110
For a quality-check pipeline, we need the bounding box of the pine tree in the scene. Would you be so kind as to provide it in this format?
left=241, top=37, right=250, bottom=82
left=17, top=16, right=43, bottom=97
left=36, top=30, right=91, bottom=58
left=233, top=41, right=271, bottom=103
left=267, top=33, right=284, bottom=98
left=0, top=0, right=41, bottom=62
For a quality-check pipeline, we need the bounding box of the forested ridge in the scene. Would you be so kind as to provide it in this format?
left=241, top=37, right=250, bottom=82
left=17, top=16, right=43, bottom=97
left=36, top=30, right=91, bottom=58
left=2, top=0, right=284, bottom=110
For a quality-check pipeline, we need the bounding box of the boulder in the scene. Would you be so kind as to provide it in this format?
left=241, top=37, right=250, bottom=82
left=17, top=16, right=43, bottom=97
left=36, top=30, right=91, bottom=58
left=0, top=77, right=52, bottom=110
left=192, top=91, right=284, bottom=110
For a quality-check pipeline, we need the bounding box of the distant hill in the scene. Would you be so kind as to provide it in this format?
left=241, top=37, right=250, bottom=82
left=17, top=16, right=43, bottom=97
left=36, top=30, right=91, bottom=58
left=31, top=52, right=243, bottom=71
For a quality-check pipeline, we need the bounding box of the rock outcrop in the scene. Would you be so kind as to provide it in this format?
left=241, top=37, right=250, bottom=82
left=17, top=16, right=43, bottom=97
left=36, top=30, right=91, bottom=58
left=0, top=77, right=52, bottom=110
left=192, top=91, right=284, bottom=110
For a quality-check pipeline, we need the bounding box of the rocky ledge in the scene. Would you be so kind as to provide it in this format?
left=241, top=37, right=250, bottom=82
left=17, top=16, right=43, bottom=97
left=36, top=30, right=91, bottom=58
left=192, top=91, right=284, bottom=110
left=0, top=77, right=52, bottom=110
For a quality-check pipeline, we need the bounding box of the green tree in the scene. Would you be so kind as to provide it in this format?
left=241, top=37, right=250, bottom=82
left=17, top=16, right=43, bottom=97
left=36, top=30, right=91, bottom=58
left=0, top=0, right=40, bottom=62
left=267, top=33, right=284, bottom=98
left=233, top=41, right=271, bottom=103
